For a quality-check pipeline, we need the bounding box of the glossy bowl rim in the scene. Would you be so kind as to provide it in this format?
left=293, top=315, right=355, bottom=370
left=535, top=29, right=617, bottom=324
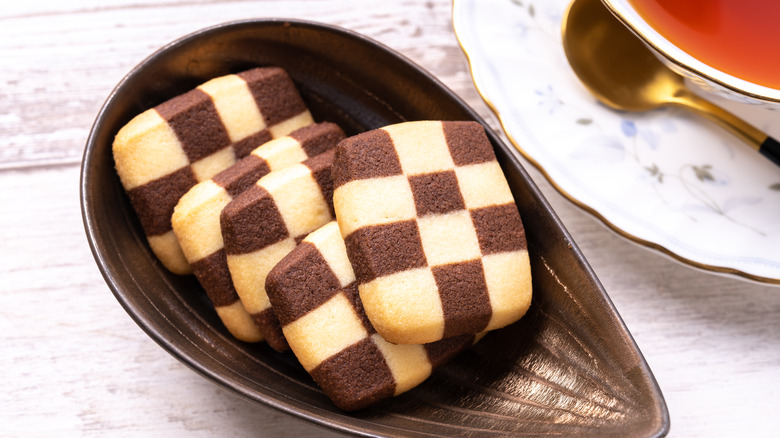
left=601, top=0, right=780, bottom=104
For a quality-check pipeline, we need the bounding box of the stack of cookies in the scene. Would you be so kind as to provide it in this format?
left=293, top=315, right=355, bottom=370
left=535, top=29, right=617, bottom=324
left=113, top=67, right=532, bottom=411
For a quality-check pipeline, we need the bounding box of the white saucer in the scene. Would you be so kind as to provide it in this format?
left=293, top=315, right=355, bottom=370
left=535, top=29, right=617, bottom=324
left=453, top=0, right=780, bottom=284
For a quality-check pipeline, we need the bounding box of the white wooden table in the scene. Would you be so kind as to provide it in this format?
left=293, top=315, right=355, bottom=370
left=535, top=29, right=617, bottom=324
left=2, top=1, right=779, bottom=436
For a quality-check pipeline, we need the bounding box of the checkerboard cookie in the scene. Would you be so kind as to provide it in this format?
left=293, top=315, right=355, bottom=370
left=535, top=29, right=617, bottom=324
left=114, top=67, right=314, bottom=274
left=171, top=123, right=344, bottom=342
left=265, top=221, right=480, bottom=411
left=332, top=120, right=532, bottom=345
left=220, top=149, right=338, bottom=351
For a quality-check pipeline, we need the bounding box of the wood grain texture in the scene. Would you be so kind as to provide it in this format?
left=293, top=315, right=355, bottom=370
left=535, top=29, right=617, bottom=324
left=1, top=1, right=778, bottom=437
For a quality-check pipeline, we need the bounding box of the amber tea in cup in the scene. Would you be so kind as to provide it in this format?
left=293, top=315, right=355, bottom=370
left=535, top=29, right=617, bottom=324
left=629, top=0, right=780, bottom=89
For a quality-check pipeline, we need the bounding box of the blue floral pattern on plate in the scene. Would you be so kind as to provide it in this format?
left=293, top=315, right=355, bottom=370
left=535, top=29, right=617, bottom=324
left=454, top=0, right=780, bottom=283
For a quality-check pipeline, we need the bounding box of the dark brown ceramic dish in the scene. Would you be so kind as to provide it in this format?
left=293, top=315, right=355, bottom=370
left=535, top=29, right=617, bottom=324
left=80, top=19, right=669, bottom=437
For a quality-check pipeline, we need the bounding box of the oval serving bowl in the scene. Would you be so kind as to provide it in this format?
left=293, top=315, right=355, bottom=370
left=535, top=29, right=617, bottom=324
left=602, top=0, right=780, bottom=106
left=81, top=19, right=668, bottom=437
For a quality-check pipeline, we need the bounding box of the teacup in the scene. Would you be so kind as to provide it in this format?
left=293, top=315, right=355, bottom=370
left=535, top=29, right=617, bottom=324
left=601, top=0, right=780, bottom=107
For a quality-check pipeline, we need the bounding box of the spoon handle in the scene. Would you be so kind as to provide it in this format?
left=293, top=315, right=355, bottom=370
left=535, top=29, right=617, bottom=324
left=759, top=137, right=780, bottom=167
left=674, top=91, right=780, bottom=167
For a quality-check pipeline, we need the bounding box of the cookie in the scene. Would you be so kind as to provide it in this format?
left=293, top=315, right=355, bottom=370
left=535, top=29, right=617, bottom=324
left=332, top=120, right=532, bottom=345
left=171, top=123, right=344, bottom=342
left=220, top=149, right=337, bottom=351
left=113, top=67, right=314, bottom=274
left=265, top=221, right=480, bottom=411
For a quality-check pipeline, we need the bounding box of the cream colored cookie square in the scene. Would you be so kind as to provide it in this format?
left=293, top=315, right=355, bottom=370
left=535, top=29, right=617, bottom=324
left=454, top=161, right=515, bottom=209
left=113, top=109, right=189, bottom=189
left=282, top=292, right=369, bottom=371
left=214, top=300, right=265, bottom=342
left=268, top=110, right=314, bottom=138
left=227, top=237, right=297, bottom=315
left=172, top=180, right=232, bottom=262
left=253, top=136, right=308, bottom=171
left=261, top=165, right=331, bottom=238
left=383, top=121, right=455, bottom=176
left=305, top=222, right=356, bottom=288
left=147, top=231, right=192, bottom=275
left=372, top=334, right=432, bottom=395
left=198, top=74, right=266, bottom=143
left=333, top=176, right=417, bottom=236
left=482, top=250, right=532, bottom=331
left=191, top=147, right=237, bottom=182
left=417, top=211, right=481, bottom=267
left=359, top=267, right=444, bottom=345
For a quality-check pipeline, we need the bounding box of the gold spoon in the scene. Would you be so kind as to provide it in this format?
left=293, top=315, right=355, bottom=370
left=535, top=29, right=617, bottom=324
left=561, top=0, right=780, bottom=166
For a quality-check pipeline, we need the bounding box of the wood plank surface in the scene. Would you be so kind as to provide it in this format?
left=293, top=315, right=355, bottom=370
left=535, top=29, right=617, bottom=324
left=1, top=1, right=779, bottom=437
